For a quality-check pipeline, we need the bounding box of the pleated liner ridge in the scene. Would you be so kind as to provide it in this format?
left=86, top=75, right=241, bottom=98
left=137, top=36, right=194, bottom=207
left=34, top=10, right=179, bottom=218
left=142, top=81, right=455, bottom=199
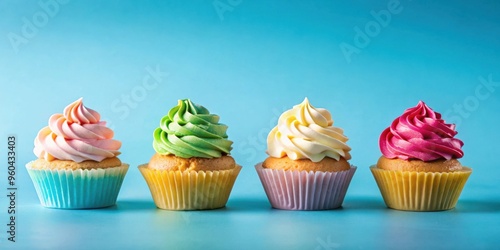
left=370, top=166, right=472, bottom=211
left=26, top=163, right=129, bottom=209
left=255, top=163, right=357, bottom=210
left=138, top=164, right=242, bottom=210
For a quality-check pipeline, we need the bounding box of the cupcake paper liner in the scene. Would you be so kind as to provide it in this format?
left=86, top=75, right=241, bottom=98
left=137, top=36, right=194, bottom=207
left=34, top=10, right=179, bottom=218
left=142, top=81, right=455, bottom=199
left=26, top=162, right=129, bottom=209
left=370, top=166, right=472, bottom=211
left=138, top=164, right=242, bottom=210
left=255, top=163, right=357, bottom=210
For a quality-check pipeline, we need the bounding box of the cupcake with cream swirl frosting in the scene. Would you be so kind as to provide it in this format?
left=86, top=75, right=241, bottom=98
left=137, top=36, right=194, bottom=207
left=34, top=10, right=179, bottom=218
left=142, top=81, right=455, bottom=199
left=256, top=98, right=356, bottom=210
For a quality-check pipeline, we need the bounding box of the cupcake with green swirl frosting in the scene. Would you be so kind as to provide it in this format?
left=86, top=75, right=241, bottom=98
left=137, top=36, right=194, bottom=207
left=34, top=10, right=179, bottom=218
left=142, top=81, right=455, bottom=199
left=139, top=99, right=241, bottom=210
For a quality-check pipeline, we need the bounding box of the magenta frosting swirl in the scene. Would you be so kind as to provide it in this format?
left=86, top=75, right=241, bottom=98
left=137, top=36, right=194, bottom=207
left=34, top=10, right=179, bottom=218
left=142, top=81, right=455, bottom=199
left=379, top=101, right=464, bottom=161
left=34, top=98, right=121, bottom=163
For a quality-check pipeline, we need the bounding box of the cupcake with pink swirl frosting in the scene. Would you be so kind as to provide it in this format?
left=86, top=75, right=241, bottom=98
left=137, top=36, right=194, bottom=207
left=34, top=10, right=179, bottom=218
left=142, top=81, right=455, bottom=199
left=26, top=98, right=129, bottom=209
left=371, top=101, right=472, bottom=211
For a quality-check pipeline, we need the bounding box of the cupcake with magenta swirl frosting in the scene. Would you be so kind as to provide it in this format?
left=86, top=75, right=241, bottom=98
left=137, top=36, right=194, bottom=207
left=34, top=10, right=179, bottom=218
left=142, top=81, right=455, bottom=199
left=371, top=101, right=472, bottom=211
left=27, top=98, right=129, bottom=209
left=256, top=98, right=356, bottom=210
left=139, top=99, right=241, bottom=210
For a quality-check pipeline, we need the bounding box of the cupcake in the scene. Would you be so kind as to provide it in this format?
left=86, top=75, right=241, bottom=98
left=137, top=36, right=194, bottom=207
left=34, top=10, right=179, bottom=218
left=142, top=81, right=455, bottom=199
left=27, top=98, right=129, bottom=209
left=139, top=99, right=241, bottom=210
left=371, top=101, right=472, bottom=211
left=255, top=98, right=356, bottom=210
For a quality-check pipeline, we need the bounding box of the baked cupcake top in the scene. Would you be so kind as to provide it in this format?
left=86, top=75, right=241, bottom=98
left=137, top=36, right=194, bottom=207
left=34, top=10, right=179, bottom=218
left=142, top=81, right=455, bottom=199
left=153, top=99, right=233, bottom=158
left=266, top=98, right=351, bottom=162
left=34, top=98, right=121, bottom=163
left=379, top=101, right=464, bottom=161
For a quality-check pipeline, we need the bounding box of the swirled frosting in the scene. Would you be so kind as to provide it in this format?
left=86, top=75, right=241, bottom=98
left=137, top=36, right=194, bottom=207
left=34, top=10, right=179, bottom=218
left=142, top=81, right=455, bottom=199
left=380, top=101, right=464, bottom=161
left=34, top=98, right=121, bottom=162
left=153, top=99, right=233, bottom=158
left=267, top=98, right=351, bottom=162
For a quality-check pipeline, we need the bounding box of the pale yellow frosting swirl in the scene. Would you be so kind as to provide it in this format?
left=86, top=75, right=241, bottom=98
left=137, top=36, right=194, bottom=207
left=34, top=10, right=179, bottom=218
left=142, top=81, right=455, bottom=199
left=267, top=98, right=351, bottom=162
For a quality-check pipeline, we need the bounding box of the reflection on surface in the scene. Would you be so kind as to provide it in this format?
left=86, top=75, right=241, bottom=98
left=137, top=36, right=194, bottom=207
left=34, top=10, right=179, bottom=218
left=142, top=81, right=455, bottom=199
left=16, top=194, right=500, bottom=249
left=454, top=199, right=500, bottom=213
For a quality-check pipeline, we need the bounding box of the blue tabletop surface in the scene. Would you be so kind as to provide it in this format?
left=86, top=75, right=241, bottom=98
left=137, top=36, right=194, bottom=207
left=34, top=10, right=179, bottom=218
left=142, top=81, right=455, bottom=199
left=1, top=0, right=499, bottom=249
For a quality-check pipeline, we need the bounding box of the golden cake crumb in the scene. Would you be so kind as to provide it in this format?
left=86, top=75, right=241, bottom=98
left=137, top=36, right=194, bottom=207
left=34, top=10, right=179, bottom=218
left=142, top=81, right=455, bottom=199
left=148, top=153, right=236, bottom=171
left=262, top=156, right=350, bottom=172
left=30, top=157, right=122, bottom=170
left=377, top=156, right=462, bottom=172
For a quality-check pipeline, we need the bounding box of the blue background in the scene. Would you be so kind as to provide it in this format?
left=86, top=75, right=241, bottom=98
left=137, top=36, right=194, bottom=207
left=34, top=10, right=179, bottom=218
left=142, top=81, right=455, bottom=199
left=1, top=0, right=499, bottom=249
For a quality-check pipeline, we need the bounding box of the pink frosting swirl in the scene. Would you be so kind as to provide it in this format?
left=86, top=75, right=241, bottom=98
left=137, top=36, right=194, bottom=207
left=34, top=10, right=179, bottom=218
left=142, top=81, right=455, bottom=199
left=34, top=98, right=121, bottom=162
left=379, top=101, right=464, bottom=161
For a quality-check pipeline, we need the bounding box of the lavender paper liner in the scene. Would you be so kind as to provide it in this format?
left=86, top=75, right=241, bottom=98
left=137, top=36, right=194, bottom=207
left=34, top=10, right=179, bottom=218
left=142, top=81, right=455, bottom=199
left=255, top=163, right=356, bottom=210
left=26, top=162, right=129, bottom=209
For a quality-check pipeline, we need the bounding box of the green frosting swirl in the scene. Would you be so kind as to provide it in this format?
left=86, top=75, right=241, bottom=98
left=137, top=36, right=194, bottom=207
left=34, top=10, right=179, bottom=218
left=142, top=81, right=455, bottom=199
left=153, top=99, right=233, bottom=158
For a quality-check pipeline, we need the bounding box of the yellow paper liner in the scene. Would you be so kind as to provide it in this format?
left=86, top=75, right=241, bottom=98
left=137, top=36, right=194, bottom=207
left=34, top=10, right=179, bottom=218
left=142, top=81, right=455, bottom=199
left=138, top=164, right=242, bottom=210
left=370, top=166, right=472, bottom=211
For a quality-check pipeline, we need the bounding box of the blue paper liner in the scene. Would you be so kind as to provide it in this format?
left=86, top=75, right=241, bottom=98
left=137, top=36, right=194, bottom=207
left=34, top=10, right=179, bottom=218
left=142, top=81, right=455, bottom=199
left=26, top=162, right=129, bottom=209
